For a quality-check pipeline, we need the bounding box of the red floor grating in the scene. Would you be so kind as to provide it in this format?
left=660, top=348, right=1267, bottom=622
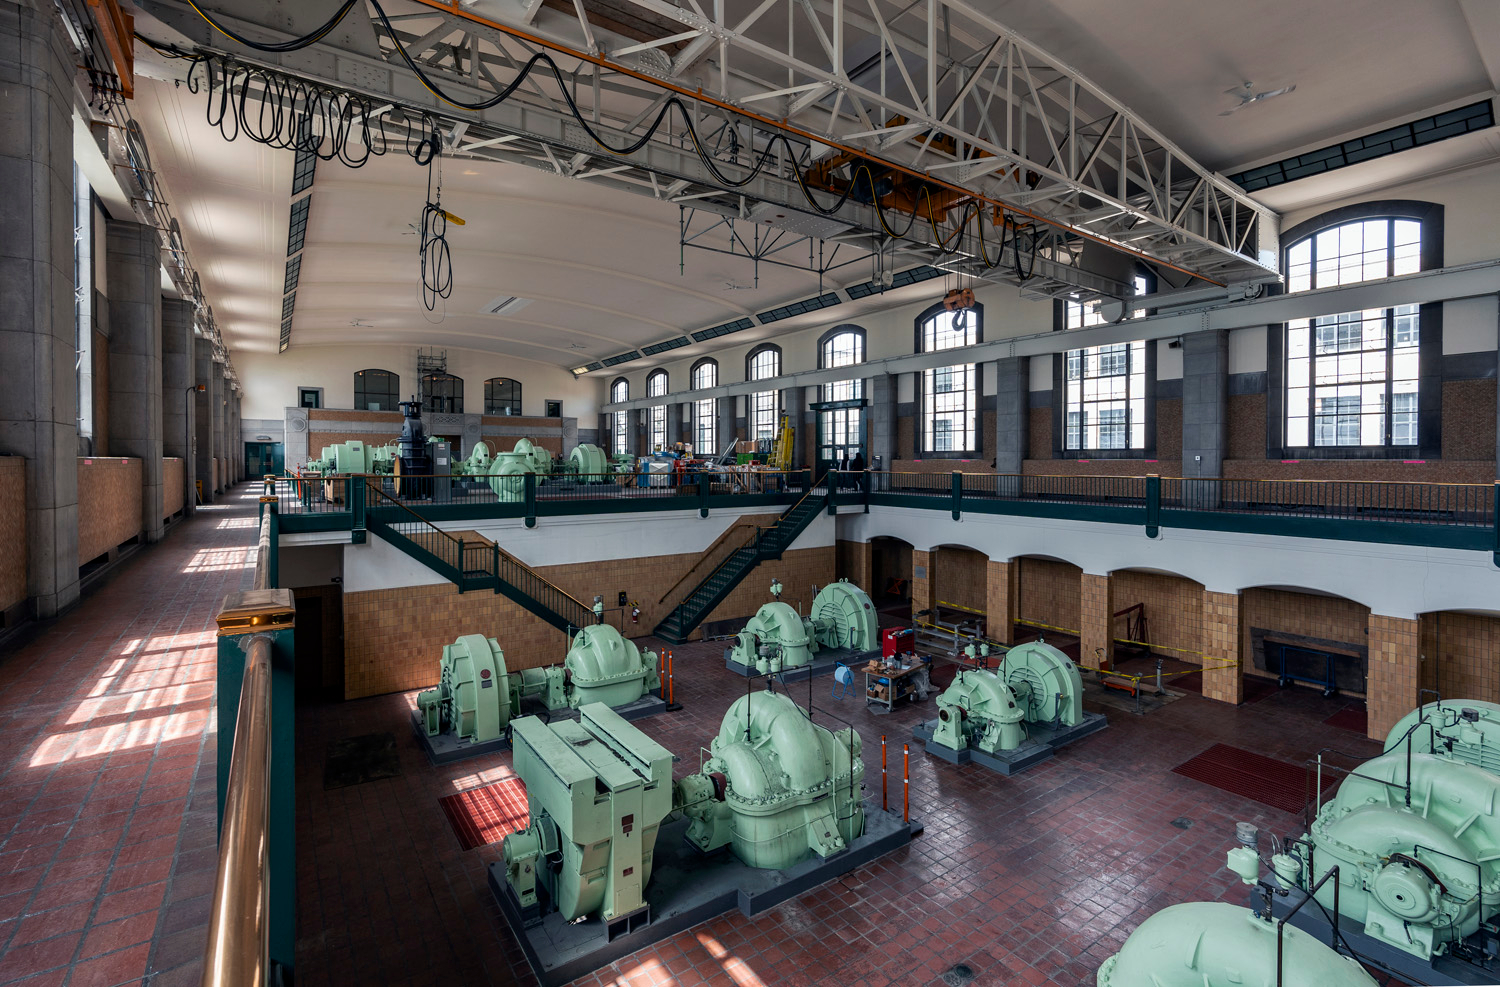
left=439, top=778, right=530, bottom=851
left=1324, top=705, right=1369, bottom=734
left=1171, top=743, right=1307, bottom=814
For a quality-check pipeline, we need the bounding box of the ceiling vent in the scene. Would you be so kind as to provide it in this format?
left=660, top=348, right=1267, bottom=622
left=481, top=295, right=533, bottom=316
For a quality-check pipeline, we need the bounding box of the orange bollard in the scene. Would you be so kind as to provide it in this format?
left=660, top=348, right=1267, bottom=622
left=903, top=744, right=910, bottom=822
left=881, top=735, right=888, bottom=811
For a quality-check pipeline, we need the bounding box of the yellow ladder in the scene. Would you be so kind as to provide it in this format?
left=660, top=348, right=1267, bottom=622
left=769, top=412, right=794, bottom=470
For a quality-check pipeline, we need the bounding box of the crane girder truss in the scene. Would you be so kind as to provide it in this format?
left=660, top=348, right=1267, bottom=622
left=138, top=0, right=1280, bottom=302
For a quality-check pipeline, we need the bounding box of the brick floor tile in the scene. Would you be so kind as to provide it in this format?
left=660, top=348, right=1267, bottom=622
left=78, top=910, right=158, bottom=961
left=64, top=942, right=150, bottom=987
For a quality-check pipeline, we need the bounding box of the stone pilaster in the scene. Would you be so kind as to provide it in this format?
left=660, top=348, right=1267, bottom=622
left=1081, top=572, right=1114, bottom=670
left=993, top=357, right=1029, bottom=476
left=986, top=558, right=1018, bottom=645
left=161, top=298, right=195, bottom=515
left=1201, top=590, right=1243, bottom=704
left=911, top=549, right=932, bottom=619
left=1368, top=614, right=1422, bottom=741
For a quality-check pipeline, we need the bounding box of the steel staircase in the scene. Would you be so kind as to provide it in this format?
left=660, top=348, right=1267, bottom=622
left=654, top=480, right=829, bottom=644
left=365, top=486, right=593, bottom=633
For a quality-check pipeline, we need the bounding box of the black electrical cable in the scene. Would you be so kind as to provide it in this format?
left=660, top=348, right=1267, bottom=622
left=185, top=0, right=360, bottom=54
left=418, top=133, right=453, bottom=312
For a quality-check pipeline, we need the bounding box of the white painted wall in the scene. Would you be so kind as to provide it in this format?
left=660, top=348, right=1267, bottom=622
left=1229, top=326, right=1269, bottom=374
left=839, top=507, right=1500, bottom=619
left=237, top=343, right=602, bottom=423
left=1156, top=340, right=1183, bottom=381
left=1445, top=296, right=1500, bottom=354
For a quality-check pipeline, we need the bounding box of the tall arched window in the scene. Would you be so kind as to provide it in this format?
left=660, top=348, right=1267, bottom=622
left=610, top=377, right=629, bottom=455
left=354, top=369, right=399, bottom=411
left=484, top=377, right=522, bottom=415
left=421, top=373, right=463, bottom=414
left=1276, top=202, right=1442, bottom=455
left=690, top=358, right=718, bottom=454
left=915, top=304, right=981, bottom=454
left=646, top=369, right=668, bottom=453
left=746, top=344, right=781, bottom=441
left=818, top=326, right=866, bottom=456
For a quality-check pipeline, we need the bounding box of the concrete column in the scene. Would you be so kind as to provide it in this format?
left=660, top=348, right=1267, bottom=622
left=629, top=408, right=644, bottom=456
left=0, top=2, right=80, bottom=616
left=867, top=373, right=896, bottom=480
left=212, top=360, right=226, bottom=492
left=985, top=558, right=1018, bottom=645
left=665, top=402, right=682, bottom=448
left=993, top=357, right=1029, bottom=476
left=1182, top=329, right=1229, bottom=507
left=717, top=396, right=735, bottom=457
left=1080, top=572, right=1114, bottom=670
left=911, top=549, right=932, bottom=618
left=193, top=338, right=215, bottom=504
left=160, top=298, right=195, bottom=516
left=105, top=219, right=164, bottom=542
left=1201, top=590, right=1244, bottom=704
left=1367, top=614, right=1422, bottom=740
left=231, top=391, right=242, bottom=482
left=780, top=385, right=805, bottom=469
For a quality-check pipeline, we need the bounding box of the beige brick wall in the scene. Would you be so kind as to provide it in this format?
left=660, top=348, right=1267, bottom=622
left=1223, top=459, right=1495, bottom=485
left=163, top=458, right=184, bottom=519
left=932, top=546, right=987, bottom=612
left=1080, top=572, right=1113, bottom=669
left=1202, top=590, right=1243, bottom=704
left=1023, top=459, right=1182, bottom=477
left=911, top=549, right=932, bottom=616
left=0, top=457, right=25, bottom=617
left=1240, top=588, right=1369, bottom=689
left=341, top=541, right=834, bottom=698
left=1420, top=611, right=1500, bottom=703
left=1368, top=615, right=1421, bottom=740
left=77, top=458, right=142, bottom=566
left=1111, top=570, right=1204, bottom=658
left=1017, top=557, right=1081, bottom=633
left=986, top=559, right=1017, bottom=645
left=836, top=539, right=873, bottom=592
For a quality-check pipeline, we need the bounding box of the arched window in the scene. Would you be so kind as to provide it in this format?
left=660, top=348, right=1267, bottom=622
left=610, top=377, right=629, bottom=455
left=1055, top=273, right=1154, bottom=455
left=484, top=377, right=522, bottom=415
left=421, top=373, right=463, bottom=414
left=915, top=304, right=981, bottom=455
left=646, top=369, right=669, bottom=453
left=746, top=345, right=781, bottom=441
left=353, top=369, right=399, bottom=412
left=818, top=326, right=866, bottom=456
left=690, top=358, right=718, bottom=454
left=1276, top=201, right=1442, bottom=454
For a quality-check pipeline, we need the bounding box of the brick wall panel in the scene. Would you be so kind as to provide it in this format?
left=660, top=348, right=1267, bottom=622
left=77, top=458, right=142, bottom=566
left=0, top=458, right=25, bottom=616
left=1202, top=590, right=1244, bottom=704
left=1017, top=557, right=1081, bottom=633
left=163, top=458, right=184, bottom=519
left=1110, top=570, right=1204, bottom=658
left=1368, top=615, right=1421, bottom=740
left=932, top=547, right=987, bottom=612
left=1239, top=588, right=1370, bottom=692
left=1421, top=611, right=1500, bottom=703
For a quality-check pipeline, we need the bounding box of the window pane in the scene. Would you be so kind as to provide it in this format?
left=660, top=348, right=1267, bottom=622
left=1064, top=341, right=1146, bottom=451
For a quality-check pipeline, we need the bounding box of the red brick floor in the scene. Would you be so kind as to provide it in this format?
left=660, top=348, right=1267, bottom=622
left=296, top=631, right=1399, bottom=987
left=0, top=485, right=260, bottom=987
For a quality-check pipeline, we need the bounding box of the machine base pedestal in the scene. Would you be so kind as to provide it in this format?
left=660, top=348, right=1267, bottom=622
left=1264, top=886, right=1500, bottom=986
left=912, top=712, right=1108, bottom=775
left=724, top=646, right=880, bottom=683
left=410, top=694, right=668, bottom=765
left=492, top=803, right=922, bottom=987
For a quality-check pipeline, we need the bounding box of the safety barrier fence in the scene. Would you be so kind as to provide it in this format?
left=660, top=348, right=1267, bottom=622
left=274, top=469, right=1500, bottom=560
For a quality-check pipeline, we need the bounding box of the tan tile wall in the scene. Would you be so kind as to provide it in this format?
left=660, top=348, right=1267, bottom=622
left=1017, top=557, right=1081, bottom=633
left=310, top=409, right=401, bottom=423
left=1110, top=570, right=1204, bottom=658
left=932, top=546, right=987, bottom=612
left=985, top=559, right=1016, bottom=645
left=77, top=458, right=142, bottom=566
left=163, top=458, right=184, bottom=519
left=1080, top=573, right=1114, bottom=669
left=341, top=542, right=834, bottom=698
left=1368, top=615, right=1421, bottom=740
left=911, top=549, right=932, bottom=616
left=0, top=458, right=25, bottom=617
left=1201, top=591, right=1244, bottom=704
left=1420, top=611, right=1500, bottom=703
left=836, top=539, right=873, bottom=592
left=1239, top=587, right=1370, bottom=690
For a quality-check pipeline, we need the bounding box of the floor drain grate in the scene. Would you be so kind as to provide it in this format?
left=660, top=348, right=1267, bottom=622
left=940, top=963, right=975, bottom=986
left=1171, top=817, right=1193, bottom=829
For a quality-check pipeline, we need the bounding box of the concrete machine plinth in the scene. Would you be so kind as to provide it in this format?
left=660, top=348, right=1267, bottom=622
left=725, top=646, right=880, bottom=683
left=913, top=712, right=1107, bottom=775
left=493, top=804, right=922, bottom=987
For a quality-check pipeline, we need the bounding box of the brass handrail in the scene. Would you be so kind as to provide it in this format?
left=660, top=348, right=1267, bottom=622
left=202, top=512, right=275, bottom=987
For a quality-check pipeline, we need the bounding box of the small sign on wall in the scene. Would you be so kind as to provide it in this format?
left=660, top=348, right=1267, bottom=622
left=914, top=565, right=927, bottom=579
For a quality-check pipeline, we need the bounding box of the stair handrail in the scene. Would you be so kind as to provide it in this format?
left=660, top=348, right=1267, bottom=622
left=493, top=541, right=594, bottom=624
left=366, top=483, right=467, bottom=570
left=683, top=473, right=829, bottom=606
left=657, top=521, right=768, bottom=605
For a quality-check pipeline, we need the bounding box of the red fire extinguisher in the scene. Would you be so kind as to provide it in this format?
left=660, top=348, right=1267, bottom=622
left=631, top=601, right=640, bottom=624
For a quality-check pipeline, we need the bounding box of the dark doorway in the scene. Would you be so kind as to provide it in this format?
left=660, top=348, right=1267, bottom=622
left=293, top=587, right=344, bottom=703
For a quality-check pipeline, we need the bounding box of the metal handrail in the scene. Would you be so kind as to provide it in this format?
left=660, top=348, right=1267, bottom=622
left=202, top=513, right=274, bottom=987
left=657, top=522, right=765, bottom=604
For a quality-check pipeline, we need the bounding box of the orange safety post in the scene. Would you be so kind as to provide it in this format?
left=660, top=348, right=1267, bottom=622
left=668, top=649, right=675, bottom=704
left=903, top=744, right=910, bottom=822
left=881, top=735, right=888, bottom=811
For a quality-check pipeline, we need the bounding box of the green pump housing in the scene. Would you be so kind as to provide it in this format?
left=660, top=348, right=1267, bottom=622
left=564, top=624, right=660, bottom=707
left=930, top=641, right=1084, bottom=756
left=1097, top=901, right=1377, bottom=987
left=678, top=690, right=864, bottom=868
left=502, top=704, right=675, bottom=922
left=452, top=440, right=493, bottom=477
left=305, top=440, right=373, bottom=476
left=415, top=626, right=659, bottom=745
left=1384, top=699, right=1500, bottom=775
left=727, top=580, right=879, bottom=674
left=567, top=443, right=609, bottom=479
left=1289, top=750, right=1500, bottom=960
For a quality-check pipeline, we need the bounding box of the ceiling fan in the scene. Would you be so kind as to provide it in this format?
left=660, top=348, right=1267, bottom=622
left=1220, top=82, right=1296, bottom=116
